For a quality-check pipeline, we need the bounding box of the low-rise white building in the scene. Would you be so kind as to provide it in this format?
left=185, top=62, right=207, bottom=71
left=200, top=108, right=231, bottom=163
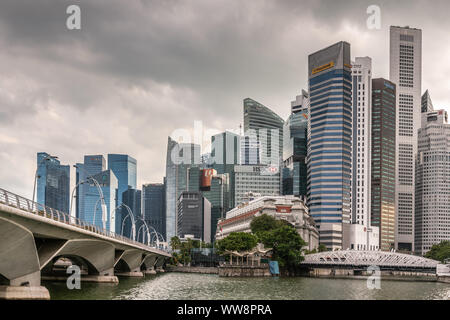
left=216, top=196, right=319, bottom=251
left=342, top=223, right=380, bottom=251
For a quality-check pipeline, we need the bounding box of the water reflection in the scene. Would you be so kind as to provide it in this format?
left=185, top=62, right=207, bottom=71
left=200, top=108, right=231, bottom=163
left=44, top=273, right=450, bottom=300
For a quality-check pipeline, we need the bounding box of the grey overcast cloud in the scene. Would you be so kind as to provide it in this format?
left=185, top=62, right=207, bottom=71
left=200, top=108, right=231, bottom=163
left=0, top=0, right=449, bottom=199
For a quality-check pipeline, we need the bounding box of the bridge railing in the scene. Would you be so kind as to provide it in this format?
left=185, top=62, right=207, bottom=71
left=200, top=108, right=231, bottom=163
left=0, top=187, right=169, bottom=254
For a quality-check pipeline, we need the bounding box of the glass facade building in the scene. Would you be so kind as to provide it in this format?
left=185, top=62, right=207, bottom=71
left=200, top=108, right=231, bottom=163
left=210, top=131, right=240, bottom=209
left=107, top=154, right=137, bottom=232
left=307, top=41, right=352, bottom=250
left=177, top=191, right=211, bottom=242
left=242, top=98, right=284, bottom=166
left=165, top=137, right=201, bottom=240
left=36, top=152, right=70, bottom=213
left=371, top=78, right=396, bottom=251
left=121, top=188, right=141, bottom=238
left=282, top=91, right=309, bottom=198
left=76, top=155, right=106, bottom=220
left=142, top=183, right=166, bottom=240
left=82, top=169, right=118, bottom=232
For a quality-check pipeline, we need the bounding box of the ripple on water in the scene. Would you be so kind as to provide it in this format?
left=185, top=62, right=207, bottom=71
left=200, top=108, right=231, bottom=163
left=45, top=273, right=450, bottom=300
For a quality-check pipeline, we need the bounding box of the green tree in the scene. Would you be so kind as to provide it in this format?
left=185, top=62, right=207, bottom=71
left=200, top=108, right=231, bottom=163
left=424, top=241, right=450, bottom=263
left=216, top=232, right=258, bottom=254
left=258, top=225, right=306, bottom=268
left=170, top=236, right=181, bottom=251
left=250, top=214, right=282, bottom=235
left=318, top=244, right=328, bottom=252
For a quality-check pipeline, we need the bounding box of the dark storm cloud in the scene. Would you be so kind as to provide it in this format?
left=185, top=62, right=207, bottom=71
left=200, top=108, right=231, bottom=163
left=0, top=0, right=449, bottom=198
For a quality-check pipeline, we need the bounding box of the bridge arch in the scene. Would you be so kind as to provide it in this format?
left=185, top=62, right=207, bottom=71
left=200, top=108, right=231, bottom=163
left=41, top=239, right=116, bottom=276
left=0, top=217, right=41, bottom=286
left=114, top=249, right=144, bottom=273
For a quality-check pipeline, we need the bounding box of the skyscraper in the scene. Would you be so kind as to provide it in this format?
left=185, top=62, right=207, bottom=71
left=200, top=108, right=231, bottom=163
left=421, top=90, right=434, bottom=114
left=233, top=164, right=281, bottom=206
left=165, top=137, right=201, bottom=240
left=76, top=155, right=106, bottom=221
left=210, top=131, right=240, bottom=208
left=36, top=152, right=70, bottom=213
left=415, top=109, right=450, bottom=255
left=242, top=98, right=284, bottom=166
left=371, top=78, right=397, bottom=251
left=389, top=26, right=422, bottom=252
left=83, top=169, right=118, bottom=232
left=307, top=41, right=352, bottom=250
left=200, top=169, right=230, bottom=242
left=142, top=183, right=166, bottom=240
left=177, top=191, right=211, bottom=242
left=282, top=91, right=309, bottom=198
left=107, top=154, right=137, bottom=231
left=351, top=57, right=372, bottom=227
left=121, top=188, right=141, bottom=238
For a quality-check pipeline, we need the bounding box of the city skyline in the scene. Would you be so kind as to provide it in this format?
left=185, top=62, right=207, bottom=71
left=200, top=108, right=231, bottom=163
left=1, top=1, right=450, bottom=201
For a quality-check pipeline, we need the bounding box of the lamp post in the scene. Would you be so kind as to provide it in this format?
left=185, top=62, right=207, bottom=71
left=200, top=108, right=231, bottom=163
left=114, top=203, right=136, bottom=241
left=32, top=154, right=58, bottom=204
left=137, top=224, right=151, bottom=245
left=136, top=217, right=161, bottom=247
left=73, top=165, right=107, bottom=230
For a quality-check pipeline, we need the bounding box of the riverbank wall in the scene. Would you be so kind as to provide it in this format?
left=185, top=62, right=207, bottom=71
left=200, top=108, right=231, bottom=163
left=218, top=265, right=272, bottom=277
left=165, top=266, right=218, bottom=274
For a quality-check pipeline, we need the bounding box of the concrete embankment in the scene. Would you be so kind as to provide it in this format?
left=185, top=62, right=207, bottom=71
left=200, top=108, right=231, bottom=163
left=165, top=266, right=218, bottom=274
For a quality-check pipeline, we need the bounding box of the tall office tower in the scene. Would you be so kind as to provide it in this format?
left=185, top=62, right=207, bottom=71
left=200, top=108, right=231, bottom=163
left=76, top=155, right=106, bottom=219
left=107, top=154, right=137, bottom=231
left=282, top=91, right=309, bottom=198
left=142, top=183, right=166, bottom=240
left=165, top=137, right=201, bottom=240
left=351, top=57, right=372, bottom=227
left=307, top=41, right=352, bottom=250
left=36, top=152, right=70, bottom=213
left=371, top=79, right=396, bottom=251
left=415, top=109, right=450, bottom=255
left=242, top=98, right=284, bottom=166
left=390, top=26, right=422, bottom=252
left=177, top=191, right=211, bottom=242
left=199, top=169, right=230, bottom=242
left=121, top=188, right=141, bottom=238
left=233, top=164, right=281, bottom=206
left=83, top=169, right=118, bottom=232
left=421, top=90, right=434, bottom=113
left=211, top=131, right=240, bottom=208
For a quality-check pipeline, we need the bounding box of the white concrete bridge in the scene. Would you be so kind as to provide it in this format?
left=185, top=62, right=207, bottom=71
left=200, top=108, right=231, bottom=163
left=0, top=188, right=171, bottom=299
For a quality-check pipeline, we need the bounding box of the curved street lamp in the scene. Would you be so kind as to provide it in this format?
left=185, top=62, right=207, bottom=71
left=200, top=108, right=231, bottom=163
left=32, top=154, right=58, bottom=204
left=73, top=165, right=107, bottom=230
left=111, top=203, right=136, bottom=241
left=136, top=217, right=162, bottom=247
left=137, top=224, right=151, bottom=245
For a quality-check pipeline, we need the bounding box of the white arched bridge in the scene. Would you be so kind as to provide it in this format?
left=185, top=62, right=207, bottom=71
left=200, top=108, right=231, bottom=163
left=302, top=250, right=439, bottom=272
left=0, top=188, right=171, bottom=299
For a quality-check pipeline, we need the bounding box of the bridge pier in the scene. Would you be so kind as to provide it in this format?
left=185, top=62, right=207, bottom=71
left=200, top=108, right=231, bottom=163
left=40, top=239, right=119, bottom=283
left=141, top=254, right=158, bottom=275
left=114, top=249, right=144, bottom=277
left=0, top=217, right=50, bottom=300
left=154, top=256, right=166, bottom=273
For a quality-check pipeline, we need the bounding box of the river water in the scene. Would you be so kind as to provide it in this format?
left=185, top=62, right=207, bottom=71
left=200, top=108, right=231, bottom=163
left=44, top=273, right=450, bottom=300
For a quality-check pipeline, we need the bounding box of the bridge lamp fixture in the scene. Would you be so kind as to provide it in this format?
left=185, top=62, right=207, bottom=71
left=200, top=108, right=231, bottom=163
left=72, top=164, right=107, bottom=229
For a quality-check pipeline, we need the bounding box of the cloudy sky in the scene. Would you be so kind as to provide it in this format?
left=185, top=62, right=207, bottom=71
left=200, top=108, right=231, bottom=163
left=0, top=0, right=449, bottom=200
